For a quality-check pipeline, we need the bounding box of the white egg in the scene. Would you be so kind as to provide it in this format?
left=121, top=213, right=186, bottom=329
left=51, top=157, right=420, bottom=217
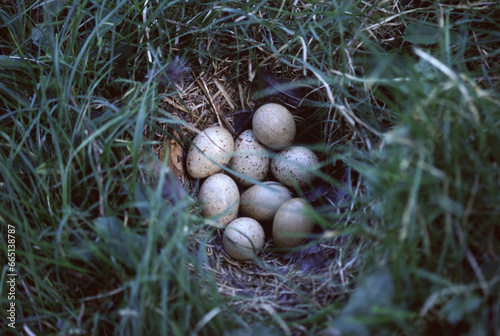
left=223, top=217, right=265, bottom=260
left=252, top=103, right=296, bottom=149
left=198, top=174, right=239, bottom=228
left=186, top=126, right=234, bottom=179
left=271, top=146, right=319, bottom=187
left=229, top=130, right=270, bottom=186
left=273, top=198, right=314, bottom=248
left=240, top=181, right=292, bottom=222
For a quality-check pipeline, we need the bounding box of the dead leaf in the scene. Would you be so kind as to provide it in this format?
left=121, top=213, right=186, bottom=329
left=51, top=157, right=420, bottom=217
left=161, top=131, right=185, bottom=183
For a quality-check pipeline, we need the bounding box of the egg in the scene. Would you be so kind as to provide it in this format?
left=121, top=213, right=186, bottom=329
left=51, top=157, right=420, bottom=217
left=186, top=126, right=234, bottom=179
left=223, top=217, right=265, bottom=260
left=271, top=146, right=319, bottom=187
left=252, top=103, right=296, bottom=149
left=198, top=174, right=239, bottom=228
left=228, top=130, right=270, bottom=186
left=273, top=198, right=314, bottom=248
left=240, top=181, right=292, bottom=222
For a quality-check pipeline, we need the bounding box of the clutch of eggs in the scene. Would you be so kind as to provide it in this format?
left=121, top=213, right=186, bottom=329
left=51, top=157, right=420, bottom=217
left=186, top=103, right=317, bottom=257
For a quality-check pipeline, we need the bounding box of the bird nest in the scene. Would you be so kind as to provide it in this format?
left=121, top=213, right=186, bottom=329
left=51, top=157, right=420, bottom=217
left=150, top=56, right=359, bottom=332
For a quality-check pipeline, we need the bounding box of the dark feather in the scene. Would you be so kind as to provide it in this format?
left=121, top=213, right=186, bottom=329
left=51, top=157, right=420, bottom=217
left=230, top=109, right=255, bottom=135
left=254, top=70, right=308, bottom=108
left=147, top=56, right=191, bottom=87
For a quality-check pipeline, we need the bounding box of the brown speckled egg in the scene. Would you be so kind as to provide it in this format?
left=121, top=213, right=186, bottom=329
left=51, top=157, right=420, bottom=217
left=229, top=130, right=270, bottom=186
left=186, top=126, right=234, bottom=179
left=252, top=103, right=296, bottom=149
left=223, top=217, right=265, bottom=260
left=273, top=198, right=314, bottom=248
left=271, top=146, right=319, bottom=187
left=198, top=174, right=239, bottom=228
left=240, top=181, right=292, bottom=222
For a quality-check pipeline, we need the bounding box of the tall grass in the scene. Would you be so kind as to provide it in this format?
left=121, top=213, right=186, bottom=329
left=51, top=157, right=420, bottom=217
left=0, top=1, right=228, bottom=335
left=1, top=0, right=499, bottom=335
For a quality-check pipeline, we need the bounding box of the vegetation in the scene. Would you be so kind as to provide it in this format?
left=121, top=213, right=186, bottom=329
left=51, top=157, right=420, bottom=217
left=1, top=0, right=498, bottom=335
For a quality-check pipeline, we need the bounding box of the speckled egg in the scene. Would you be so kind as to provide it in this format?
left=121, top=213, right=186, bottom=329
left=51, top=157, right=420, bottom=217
left=240, top=181, right=292, bottom=222
left=271, top=146, right=319, bottom=187
left=186, top=126, right=234, bottom=179
left=198, top=174, right=239, bottom=228
left=229, top=130, right=270, bottom=186
left=223, top=217, right=265, bottom=260
left=252, top=103, right=296, bottom=149
left=273, top=198, right=314, bottom=248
